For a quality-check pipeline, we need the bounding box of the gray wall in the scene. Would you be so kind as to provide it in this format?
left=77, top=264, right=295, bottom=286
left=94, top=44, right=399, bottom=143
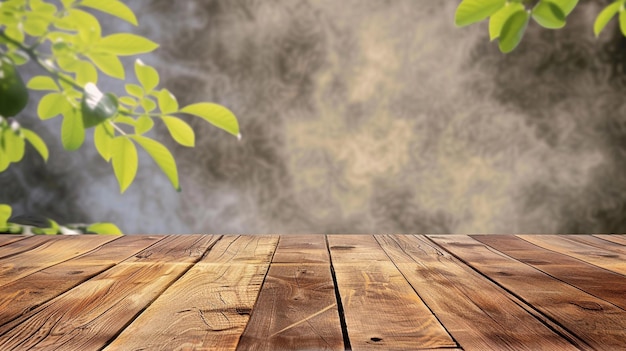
left=3, top=0, right=626, bottom=234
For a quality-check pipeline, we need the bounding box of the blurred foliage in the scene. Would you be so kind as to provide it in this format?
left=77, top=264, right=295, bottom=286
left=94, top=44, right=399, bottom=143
left=0, top=0, right=241, bottom=234
left=455, top=0, right=625, bottom=53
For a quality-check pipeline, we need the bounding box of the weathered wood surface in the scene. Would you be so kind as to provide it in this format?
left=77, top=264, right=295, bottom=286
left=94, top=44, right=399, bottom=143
left=0, top=234, right=624, bottom=350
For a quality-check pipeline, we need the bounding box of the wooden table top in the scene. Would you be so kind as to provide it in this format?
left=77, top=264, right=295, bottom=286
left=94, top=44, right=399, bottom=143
left=0, top=234, right=625, bottom=350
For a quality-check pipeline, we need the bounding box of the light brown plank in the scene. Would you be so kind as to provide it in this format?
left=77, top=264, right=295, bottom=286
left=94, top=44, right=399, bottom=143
left=432, top=235, right=626, bottom=350
left=0, top=235, right=53, bottom=259
left=518, top=235, right=626, bottom=276
left=0, top=235, right=117, bottom=287
left=328, top=235, right=456, bottom=350
left=595, top=234, right=626, bottom=246
left=0, top=235, right=218, bottom=350
left=377, top=235, right=578, bottom=350
left=237, top=235, right=344, bottom=351
left=104, top=235, right=279, bottom=351
left=474, top=235, right=626, bottom=310
left=0, top=235, right=163, bottom=328
left=0, top=235, right=27, bottom=247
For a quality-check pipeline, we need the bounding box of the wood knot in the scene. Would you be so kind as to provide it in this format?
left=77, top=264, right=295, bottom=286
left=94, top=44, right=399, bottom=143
left=370, top=337, right=383, bottom=342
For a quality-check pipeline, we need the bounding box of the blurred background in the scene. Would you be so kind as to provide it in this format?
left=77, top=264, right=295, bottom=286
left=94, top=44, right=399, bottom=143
left=2, top=0, right=626, bottom=234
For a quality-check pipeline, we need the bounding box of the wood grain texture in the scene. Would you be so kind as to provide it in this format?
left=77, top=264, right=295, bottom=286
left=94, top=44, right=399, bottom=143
left=328, top=235, right=456, bottom=351
left=474, top=235, right=626, bottom=310
left=518, top=235, right=626, bottom=275
left=432, top=235, right=626, bottom=350
left=237, top=235, right=344, bottom=351
left=0, top=235, right=116, bottom=287
left=0, top=235, right=163, bottom=328
left=104, top=235, right=279, bottom=351
left=0, top=235, right=27, bottom=247
left=0, top=235, right=218, bottom=350
left=0, top=235, right=54, bottom=259
left=594, top=234, right=626, bottom=246
left=377, top=235, right=577, bottom=351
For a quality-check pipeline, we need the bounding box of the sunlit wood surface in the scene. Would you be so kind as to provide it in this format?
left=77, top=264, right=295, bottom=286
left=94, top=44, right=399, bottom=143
left=0, top=234, right=625, bottom=350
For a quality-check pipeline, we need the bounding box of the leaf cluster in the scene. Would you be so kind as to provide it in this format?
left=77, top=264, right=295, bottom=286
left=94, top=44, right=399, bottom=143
left=0, top=0, right=242, bottom=234
left=455, top=0, right=623, bottom=53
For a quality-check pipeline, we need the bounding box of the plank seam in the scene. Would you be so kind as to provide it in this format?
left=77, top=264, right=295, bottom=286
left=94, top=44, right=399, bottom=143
left=234, top=235, right=281, bottom=350
left=375, top=235, right=461, bottom=349
left=515, top=235, right=626, bottom=279
left=99, top=234, right=223, bottom=350
left=424, top=235, right=593, bottom=351
left=325, top=235, right=352, bottom=351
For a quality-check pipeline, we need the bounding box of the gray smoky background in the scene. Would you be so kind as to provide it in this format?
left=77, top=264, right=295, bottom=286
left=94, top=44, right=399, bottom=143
left=2, top=0, right=626, bottom=234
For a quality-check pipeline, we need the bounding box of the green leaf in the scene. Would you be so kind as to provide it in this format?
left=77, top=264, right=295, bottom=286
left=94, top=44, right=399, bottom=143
left=135, top=115, right=154, bottom=134
left=158, top=89, right=178, bottom=114
left=30, top=0, right=57, bottom=14
left=0, top=204, right=11, bottom=227
left=134, top=59, right=159, bottom=92
left=73, top=60, right=99, bottom=86
left=489, top=2, right=525, bottom=40
left=113, top=116, right=137, bottom=126
left=61, top=108, right=85, bottom=151
left=37, top=92, right=70, bottom=120
left=111, top=136, right=138, bottom=193
left=549, top=0, right=578, bottom=16
left=532, top=1, right=566, bottom=29
left=620, top=7, right=626, bottom=37
left=180, top=103, right=240, bottom=138
left=27, top=76, right=59, bottom=91
left=125, top=84, right=143, bottom=98
left=130, top=135, right=180, bottom=191
left=455, top=0, right=506, bottom=27
left=96, top=34, right=159, bottom=56
left=5, top=25, right=25, bottom=44
left=61, top=0, right=76, bottom=8
left=499, top=10, right=530, bottom=53
left=23, top=12, right=53, bottom=36
left=3, top=128, right=25, bottom=163
left=56, top=9, right=101, bottom=42
left=0, top=147, right=9, bottom=172
left=78, top=0, right=138, bottom=26
left=86, top=52, right=124, bottom=79
left=141, top=97, right=157, bottom=113
left=118, top=96, right=137, bottom=106
left=595, top=1, right=622, bottom=37
left=81, top=83, right=119, bottom=128
left=22, top=129, right=49, bottom=162
left=94, top=123, right=114, bottom=161
left=86, top=222, right=123, bottom=235
left=6, top=51, right=29, bottom=66
left=161, top=116, right=195, bottom=147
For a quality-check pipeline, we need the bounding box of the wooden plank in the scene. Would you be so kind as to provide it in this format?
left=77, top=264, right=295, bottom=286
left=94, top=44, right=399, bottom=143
left=376, top=235, right=578, bottom=350
left=0, top=235, right=53, bottom=259
left=0, top=235, right=163, bottom=328
left=474, top=235, right=626, bottom=310
left=431, top=235, right=626, bottom=350
left=518, top=235, right=626, bottom=276
left=595, top=234, right=626, bottom=246
left=0, top=235, right=219, bottom=350
left=237, top=235, right=344, bottom=351
left=0, top=235, right=117, bottom=287
left=328, top=235, right=456, bottom=350
left=104, top=235, right=279, bottom=351
left=0, top=235, right=27, bottom=247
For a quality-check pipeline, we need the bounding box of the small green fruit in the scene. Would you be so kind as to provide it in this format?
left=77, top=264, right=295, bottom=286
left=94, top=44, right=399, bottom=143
left=81, top=83, right=119, bottom=128
left=0, top=56, right=29, bottom=117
